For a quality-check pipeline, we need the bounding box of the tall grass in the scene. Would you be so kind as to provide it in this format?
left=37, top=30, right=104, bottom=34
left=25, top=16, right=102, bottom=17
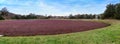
left=0, top=20, right=120, bottom=44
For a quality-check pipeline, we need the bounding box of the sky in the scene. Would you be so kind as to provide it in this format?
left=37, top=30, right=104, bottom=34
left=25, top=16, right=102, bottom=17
left=0, top=0, right=120, bottom=16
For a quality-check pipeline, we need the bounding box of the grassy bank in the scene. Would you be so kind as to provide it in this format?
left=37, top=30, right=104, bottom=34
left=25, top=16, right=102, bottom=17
left=0, top=20, right=120, bottom=44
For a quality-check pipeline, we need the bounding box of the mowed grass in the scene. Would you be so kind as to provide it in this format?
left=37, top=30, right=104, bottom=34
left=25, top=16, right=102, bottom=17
left=0, top=20, right=120, bottom=44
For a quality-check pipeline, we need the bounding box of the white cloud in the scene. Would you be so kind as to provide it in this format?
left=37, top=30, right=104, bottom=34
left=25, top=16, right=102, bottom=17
left=0, top=0, right=119, bottom=16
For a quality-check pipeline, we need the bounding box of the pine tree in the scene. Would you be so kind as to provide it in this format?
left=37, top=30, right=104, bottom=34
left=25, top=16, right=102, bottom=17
left=102, top=4, right=116, bottom=19
left=114, top=3, right=120, bottom=19
left=69, top=14, right=75, bottom=19
left=0, top=7, right=9, bottom=16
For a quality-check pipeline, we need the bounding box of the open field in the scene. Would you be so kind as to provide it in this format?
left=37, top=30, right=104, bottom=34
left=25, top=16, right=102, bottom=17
left=0, top=19, right=120, bottom=44
left=0, top=20, right=108, bottom=36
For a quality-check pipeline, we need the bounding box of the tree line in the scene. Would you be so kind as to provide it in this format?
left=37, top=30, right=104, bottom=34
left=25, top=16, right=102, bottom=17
left=0, top=3, right=120, bottom=20
left=68, top=14, right=100, bottom=19
left=0, top=7, right=100, bottom=20
left=68, top=3, right=120, bottom=19
left=101, top=3, right=120, bottom=19
left=0, top=7, right=49, bottom=20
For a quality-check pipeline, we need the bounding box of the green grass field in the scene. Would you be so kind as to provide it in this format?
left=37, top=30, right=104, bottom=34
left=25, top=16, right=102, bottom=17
left=0, top=20, right=120, bottom=44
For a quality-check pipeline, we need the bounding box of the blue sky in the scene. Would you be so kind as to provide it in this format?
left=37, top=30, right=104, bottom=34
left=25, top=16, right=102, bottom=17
left=0, top=0, right=119, bottom=16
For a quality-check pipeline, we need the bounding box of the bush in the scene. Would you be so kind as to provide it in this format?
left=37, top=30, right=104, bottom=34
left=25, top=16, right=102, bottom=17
left=0, top=15, right=5, bottom=20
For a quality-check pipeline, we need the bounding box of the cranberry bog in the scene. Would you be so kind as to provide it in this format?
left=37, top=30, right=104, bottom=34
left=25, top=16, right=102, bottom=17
left=0, top=20, right=109, bottom=36
left=0, top=20, right=120, bottom=44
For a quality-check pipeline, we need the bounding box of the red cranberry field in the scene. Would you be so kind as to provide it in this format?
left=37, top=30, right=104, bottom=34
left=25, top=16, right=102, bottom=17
left=0, top=20, right=109, bottom=36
